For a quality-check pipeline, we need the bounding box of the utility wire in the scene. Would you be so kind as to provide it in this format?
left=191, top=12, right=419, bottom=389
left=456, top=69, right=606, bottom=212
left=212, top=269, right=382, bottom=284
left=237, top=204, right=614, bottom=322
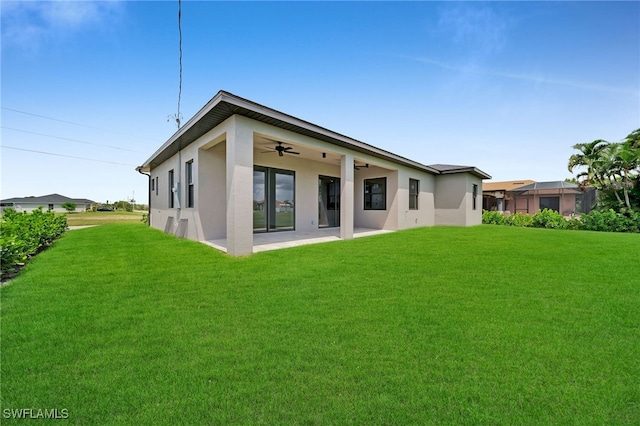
left=168, top=0, right=183, bottom=128
left=177, top=0, right=183, bottom=127
left=1, top=106, right=161, bottom=142
left=1, top=145, right=137, bottom=167
left=2, top=126, right=143, bottom=153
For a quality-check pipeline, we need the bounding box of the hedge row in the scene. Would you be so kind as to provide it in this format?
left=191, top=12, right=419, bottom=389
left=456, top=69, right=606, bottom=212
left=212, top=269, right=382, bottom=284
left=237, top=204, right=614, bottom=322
left=0, top=208, right=67, bottom=278
left=483, top=208, right=640, bottom=233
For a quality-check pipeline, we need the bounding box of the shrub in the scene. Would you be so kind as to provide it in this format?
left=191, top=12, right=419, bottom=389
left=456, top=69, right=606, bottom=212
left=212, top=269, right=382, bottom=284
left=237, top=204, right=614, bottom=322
left=0, top=208, right=67, bottom=277
left=505, top=212, right=534, bottom=227
left=61, top=202, right=77, bottom=213
left=484, top=206, right=639, bottom=234
left=581, top=209, right=640, bottom=233
left=532, top=208, right=567, bottom=229
left=482, top=210, right=506, bottom=225
left=565, top=216, right=584, bottom=231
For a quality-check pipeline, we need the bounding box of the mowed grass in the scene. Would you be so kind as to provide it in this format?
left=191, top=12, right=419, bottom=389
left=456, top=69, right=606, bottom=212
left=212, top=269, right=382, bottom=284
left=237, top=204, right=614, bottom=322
left=1, top=224, right=639, bottom=424
left=64, top=211, right=144, bottom=226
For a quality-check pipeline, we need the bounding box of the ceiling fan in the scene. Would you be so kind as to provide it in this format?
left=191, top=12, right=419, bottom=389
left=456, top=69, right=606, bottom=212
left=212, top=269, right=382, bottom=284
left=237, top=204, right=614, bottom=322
left=354, top=162, right=369, bottom=170
left=261, top=141, right=300, bottom=157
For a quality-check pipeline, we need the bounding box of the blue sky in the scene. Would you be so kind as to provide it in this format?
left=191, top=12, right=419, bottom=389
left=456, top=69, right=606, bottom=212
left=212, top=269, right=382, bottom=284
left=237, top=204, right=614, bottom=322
left=2, top=1, right=638, bottom=204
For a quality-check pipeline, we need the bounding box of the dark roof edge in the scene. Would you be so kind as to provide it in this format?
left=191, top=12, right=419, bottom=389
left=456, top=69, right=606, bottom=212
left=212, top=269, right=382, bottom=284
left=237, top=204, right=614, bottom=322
left=429, top=164, right=492, bottom=180
left=137, top=91, right=486, bottom=178
left=138, top=91, right=227, bottom=172
left=1, top=194, right=96, bottom=204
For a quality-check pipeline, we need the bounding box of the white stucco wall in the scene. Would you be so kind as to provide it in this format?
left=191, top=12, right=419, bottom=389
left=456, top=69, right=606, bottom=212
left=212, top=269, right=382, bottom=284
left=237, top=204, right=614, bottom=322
left=198, top=140, right=226, bottom=240
left=434, top=173, right=483, bottom=226
left=148, top=113, right=483, bottom=254
left=396, top=169, right=436, bottom=229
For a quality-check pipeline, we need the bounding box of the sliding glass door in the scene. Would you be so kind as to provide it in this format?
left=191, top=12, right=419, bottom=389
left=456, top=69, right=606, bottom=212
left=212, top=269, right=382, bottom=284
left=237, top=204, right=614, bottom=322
left=319, top=175, right=340, bottom=228
left=253, top=166, right=295, bottom=232
left=253, top=169, right=267, bottom=232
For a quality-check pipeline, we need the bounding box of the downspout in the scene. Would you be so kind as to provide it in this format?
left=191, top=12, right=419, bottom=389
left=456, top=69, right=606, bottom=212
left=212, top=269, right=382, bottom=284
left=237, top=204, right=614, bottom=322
left=137, top=167, right=151, bottom=226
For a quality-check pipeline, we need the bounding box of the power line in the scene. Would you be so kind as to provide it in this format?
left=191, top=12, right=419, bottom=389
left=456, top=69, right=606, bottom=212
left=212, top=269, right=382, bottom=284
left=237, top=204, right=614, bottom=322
left=178, top=0, right=183, bottom=127
left=168, top=0, right=183, bottom=128
left=1, top=106, right=162, bottom=142
left=1, top=145, right=137, bottom=167
left=2, top=126, right=143, bottom=153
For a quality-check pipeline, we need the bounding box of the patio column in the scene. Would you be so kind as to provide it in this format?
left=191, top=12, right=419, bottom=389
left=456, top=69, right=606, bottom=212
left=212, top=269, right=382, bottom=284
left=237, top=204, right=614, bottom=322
left=226, top=116, right=254, bottom=256
left=340, top=154, right=354, bottom=240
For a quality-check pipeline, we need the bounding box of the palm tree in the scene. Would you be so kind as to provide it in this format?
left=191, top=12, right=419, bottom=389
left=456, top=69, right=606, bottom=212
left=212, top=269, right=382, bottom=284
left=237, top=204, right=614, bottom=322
left=569, top=130, right=640, bottom=211
left=616, top=130, right=640, bottom=210
left=624, top=128, right=640, bottom=151
left=568, top=139, right=608, bottom=188
left=602, top=143, right=630, bottom=209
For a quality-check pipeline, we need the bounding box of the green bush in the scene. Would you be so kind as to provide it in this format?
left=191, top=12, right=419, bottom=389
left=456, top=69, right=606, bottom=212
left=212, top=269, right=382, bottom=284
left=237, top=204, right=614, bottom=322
left=505, top=212, right=534, bottom=227
left=482, top=210, right=506, bottom=225
left=61, top=202, right=77, bottom=213
left=484, top=206, right=640, bottom=233
left=580, top=209, right=640, bottom=233
left=565, top=216, right=584, bottom=231
left=532, top=208, right=567, bottom=229
left=0, top=208, right=67, bottom=277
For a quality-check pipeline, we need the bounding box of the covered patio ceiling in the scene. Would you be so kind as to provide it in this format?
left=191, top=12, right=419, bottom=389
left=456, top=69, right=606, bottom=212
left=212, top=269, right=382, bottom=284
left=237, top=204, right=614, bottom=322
left=252, top=134, right=385, bottom=170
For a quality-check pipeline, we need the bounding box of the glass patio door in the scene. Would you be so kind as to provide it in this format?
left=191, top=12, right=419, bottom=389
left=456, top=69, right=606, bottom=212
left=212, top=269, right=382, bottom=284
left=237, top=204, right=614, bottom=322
left=318, top=176, right=340, bottom=228
left=253, top=168, right=267, bottom=232
left=253, top=166, right=295, bottom=232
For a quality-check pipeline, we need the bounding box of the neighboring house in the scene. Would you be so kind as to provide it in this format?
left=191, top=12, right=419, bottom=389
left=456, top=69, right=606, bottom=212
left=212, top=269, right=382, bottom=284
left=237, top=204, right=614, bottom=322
left=482, top=180, right=535, bottom=213
left=137, top=91, right=491, bottom=256
left=483, top=180, right=588, bottom=216
left=0, top=193, right=95, bottom=213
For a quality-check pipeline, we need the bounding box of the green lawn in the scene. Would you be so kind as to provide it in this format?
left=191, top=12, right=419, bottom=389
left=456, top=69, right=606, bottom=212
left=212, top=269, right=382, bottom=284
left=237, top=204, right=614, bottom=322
left=64, top=210, right=144, bottom=226
left=2, top=224, right=639, bottom=424
left=253, top=210, right=294, bottom=230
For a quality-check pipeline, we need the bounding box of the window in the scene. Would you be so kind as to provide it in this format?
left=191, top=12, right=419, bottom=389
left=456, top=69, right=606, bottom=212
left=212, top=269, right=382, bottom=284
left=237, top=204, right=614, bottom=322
left=186, top=160, right=194, bottom=208
left=472, top=184, right=478, bottom=210
left=168, top=169, right=175, bottom=208
left=540, top=197, right=559, bottom=212
left=48, top=204, right=54, bottom=211
left=155, top=177, right=159, bottom=196
left=409, top=179, right=419, bottom=210
left=364, top=177, right=386, bottom=210
left=151, top=177, right=155, bottom=192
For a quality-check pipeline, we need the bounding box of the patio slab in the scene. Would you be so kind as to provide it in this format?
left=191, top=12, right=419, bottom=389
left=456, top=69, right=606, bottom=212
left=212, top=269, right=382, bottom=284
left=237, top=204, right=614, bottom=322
left=204, top=227, right=392, bottom=254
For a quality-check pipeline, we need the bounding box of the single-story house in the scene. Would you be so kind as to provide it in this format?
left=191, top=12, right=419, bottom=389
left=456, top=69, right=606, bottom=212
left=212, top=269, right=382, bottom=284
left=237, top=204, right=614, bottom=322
left=137, top=91, right=491, bottom=256
left=483, top=180, right=590, bottom=216
left=0, top=194, right=96, bottom=214
left=482, top=180, right=535, bottom=213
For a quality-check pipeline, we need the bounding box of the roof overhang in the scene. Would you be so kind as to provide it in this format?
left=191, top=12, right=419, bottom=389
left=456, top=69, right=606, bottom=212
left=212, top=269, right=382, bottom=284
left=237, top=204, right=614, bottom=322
left=137, top=91, right=489, bottom=179
left=428, top=164, right=492, bottom=180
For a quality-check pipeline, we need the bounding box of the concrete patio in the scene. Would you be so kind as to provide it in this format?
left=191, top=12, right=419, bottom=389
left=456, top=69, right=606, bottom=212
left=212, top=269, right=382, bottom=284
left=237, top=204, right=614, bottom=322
left=204, top=227, right=392, bottom=254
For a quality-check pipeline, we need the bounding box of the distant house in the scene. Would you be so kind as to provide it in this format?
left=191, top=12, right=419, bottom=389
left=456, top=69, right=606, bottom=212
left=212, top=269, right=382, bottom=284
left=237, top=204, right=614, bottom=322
left=0, top=194, right=95, bottom=213
left=482, top=180, right=535, bottom=213
left=137, top=90, right=491, bottom=256
left=483, top=180, right=592, bottom=216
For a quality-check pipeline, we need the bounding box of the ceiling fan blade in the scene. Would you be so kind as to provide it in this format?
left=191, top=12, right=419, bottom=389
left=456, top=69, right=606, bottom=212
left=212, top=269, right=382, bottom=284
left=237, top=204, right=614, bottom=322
left=261, top=150, right=277, bottom=154
left=288, top=151, right=300, bottom=155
